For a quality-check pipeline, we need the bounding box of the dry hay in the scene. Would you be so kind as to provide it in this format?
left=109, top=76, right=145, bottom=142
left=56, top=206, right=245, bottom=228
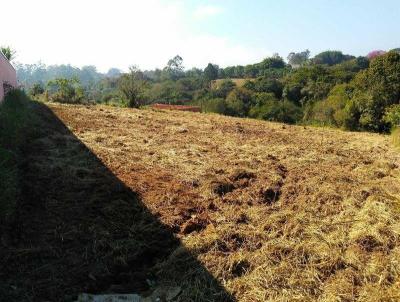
left=211, top=78, right=252, bottom=89
left=7, top=102, right=400, bottom=301
left=50, top=103, right=400, bottom=301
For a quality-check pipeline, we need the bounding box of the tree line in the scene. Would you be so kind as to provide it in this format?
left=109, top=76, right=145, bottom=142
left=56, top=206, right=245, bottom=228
left=13, top=48, right=400, bottom=133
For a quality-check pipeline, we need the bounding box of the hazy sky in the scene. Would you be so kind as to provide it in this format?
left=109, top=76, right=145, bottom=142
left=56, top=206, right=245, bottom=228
left=3, top=0, right=400, bottom=72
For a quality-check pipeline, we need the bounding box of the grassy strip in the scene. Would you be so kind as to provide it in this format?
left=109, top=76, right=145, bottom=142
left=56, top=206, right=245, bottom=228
left=0, top=90, right=33, bottom=229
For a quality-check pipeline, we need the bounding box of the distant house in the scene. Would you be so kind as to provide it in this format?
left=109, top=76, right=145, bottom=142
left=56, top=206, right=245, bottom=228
left=0, top=51, right=17, bottom=101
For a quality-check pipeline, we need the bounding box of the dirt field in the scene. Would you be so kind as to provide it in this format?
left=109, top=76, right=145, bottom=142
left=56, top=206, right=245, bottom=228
left=2, top=102, right=400, bottom=301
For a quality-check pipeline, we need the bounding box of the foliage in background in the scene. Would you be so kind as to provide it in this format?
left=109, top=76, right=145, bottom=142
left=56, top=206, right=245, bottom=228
left=287, top=50, right=310, bottom=67
left=19, top=48, right=400, bottom=133
left=249, top=93, right=302, bottom=124
left=312, top=50, right=355, bottom=66
left=225, top=87, right=253, bottom=117
left=29, top=83, right=45, bottom=97
left=349, top=51, right=400, bottom=132
left=305, top=84, right=353, bottom=127
left=46, top=78, right=87, bottom=104
left=367, top=50, right=387, bottom=60
left=384, top=104, right=400, bottom=128
left=118, top=66, right=148, bottom=108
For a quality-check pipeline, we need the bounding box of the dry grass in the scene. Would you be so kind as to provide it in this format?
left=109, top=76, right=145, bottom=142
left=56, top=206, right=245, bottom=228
left=391, top=127, right=400, bottom=150
left=211, top=78, right=252, bottom=89
left=23, top=103, right=400, bottom=301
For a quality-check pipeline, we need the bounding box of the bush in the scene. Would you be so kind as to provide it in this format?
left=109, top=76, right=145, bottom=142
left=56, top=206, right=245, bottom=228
left=225, top=87, right=253, bottom=117
left=226, top=95, right=245, bottom=117
left=29, top=83, right=45, bottom=97
left=246, top=77, right=283, bottom=98
left=342, top=99, right=360, bottom=131
left=384, top=104, right=400, bottom=128
left=250, top=99, right=302, bottom=124
left=101, top=92, right=123, bottom=105
left=313, top=50, right=354, bottom=66
left=349, top=52, right=400, bottom=132
left=306, top=84, right=353, bottom=127
left=199, top=98, right=227, bottom=114
left=212, top=79, right=236, bottom=98
left=282, top=65, right=334, bottom=105
left=47, top=78, right=87, bottom=104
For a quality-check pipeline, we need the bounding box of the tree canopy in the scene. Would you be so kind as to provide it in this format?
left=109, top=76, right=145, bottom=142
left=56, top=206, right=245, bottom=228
left=1, top=46, right=16, bottom=61
left=21, top=49, right=400, bottom=133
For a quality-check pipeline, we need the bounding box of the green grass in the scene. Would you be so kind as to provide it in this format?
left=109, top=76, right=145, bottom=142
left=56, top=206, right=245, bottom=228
left=0, top=90, right=33, bottom=228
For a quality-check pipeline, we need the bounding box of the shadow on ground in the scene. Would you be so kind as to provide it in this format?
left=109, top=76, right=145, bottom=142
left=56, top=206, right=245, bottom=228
left=0, top=102, right=235, bottom=302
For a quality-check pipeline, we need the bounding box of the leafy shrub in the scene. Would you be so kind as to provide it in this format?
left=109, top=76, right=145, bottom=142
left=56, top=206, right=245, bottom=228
left=313, top=50, right=355, bottom=66
left=211, top=79, right=236, bottom=99
left=341, top=99, right=360, bottom=131
left=245, top=77, right=283, bottom=98
left=250, top=99, right=302, bottom=124
left=384, top=105, right=400, bottom=128
left=200, top=98, right=227, bottom=114
left=47, top=78, right=86, bottom=104
left=282, top=65, right=335, bottom=105
left=101, top=92, right=122, bottom=105
left=249, top=93, right=277, bottom=118
left=225, top=95, right=245, bottom=117
left=29, top=83, right=45, bottom=97
left=306, top=84, right=353, bottom=127
left=225, top=87, right=253, bottom=117
left=349, top=52, right=400, bottom=132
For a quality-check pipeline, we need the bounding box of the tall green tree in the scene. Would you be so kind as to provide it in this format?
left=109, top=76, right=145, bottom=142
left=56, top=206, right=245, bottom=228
left=313, top=51, right=354, bottom=66
left=259, top=55, right=286, bottom=70
left=204, top=63, right=219, bottom=83
left=287, top=50, right=310, bottom=67
left=163, top=55, right=184, bottom=80
left=349, top=51, right=400, bottom=131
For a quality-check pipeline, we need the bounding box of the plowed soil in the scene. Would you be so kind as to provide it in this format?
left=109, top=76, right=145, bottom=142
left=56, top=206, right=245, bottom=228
left=2, top=102, right=400, bottom=302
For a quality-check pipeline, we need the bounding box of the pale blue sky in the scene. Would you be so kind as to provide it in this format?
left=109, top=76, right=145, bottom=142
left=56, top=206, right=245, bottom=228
left=3, top=0, right=400, bottom=71
left=185, top=0, right=400, bottom=57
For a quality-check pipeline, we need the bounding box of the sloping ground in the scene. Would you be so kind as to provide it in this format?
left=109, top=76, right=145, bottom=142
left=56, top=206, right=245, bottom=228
left=0, top=102, right=231, bottom=302
left=3, top=102, right=400, bottom=301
